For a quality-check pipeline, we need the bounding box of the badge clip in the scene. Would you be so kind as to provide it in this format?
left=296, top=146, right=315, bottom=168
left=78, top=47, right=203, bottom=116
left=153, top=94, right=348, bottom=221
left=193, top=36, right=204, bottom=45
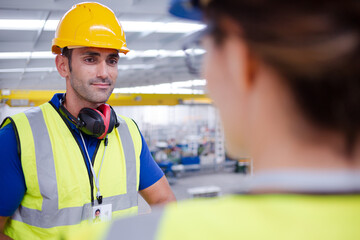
left=97, top=195, right=103, bottom=204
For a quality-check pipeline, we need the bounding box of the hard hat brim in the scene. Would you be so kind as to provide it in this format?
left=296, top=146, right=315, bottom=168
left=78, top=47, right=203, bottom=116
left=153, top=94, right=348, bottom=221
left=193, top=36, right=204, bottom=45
left=52, top=38, right=130, bottom=55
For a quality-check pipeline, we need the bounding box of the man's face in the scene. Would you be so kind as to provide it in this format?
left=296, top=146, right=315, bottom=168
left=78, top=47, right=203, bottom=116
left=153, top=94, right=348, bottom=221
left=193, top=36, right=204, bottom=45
left=67, top=47, right=119, bottom=105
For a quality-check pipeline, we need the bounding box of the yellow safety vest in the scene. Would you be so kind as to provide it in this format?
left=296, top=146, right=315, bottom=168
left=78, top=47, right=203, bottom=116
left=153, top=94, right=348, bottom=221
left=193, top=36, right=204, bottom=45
left=68, top=194, right=360, bottom=240
left=158, top=194, right=360, bottom=240
left=1, top=102, right=141, bottom=240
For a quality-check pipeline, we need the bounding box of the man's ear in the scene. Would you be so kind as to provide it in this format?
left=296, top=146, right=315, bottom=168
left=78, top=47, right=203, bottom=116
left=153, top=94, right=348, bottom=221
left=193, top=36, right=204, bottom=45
left=55, top=54, right=70, bottom=78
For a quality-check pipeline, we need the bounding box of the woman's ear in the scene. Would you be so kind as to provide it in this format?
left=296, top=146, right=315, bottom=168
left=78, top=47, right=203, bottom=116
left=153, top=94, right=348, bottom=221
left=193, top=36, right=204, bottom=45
left=245, top=49, right=258, bottom=89
left=225, top=38, right=258, bottom=94
left=55, top=54, right=70, bottom=78
left=221, top=18, right=258, bottom=92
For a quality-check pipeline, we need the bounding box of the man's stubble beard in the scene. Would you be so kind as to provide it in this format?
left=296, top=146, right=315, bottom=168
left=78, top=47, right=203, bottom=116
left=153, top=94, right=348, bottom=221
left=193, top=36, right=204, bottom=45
left=70, top=76, right=115, bottom=104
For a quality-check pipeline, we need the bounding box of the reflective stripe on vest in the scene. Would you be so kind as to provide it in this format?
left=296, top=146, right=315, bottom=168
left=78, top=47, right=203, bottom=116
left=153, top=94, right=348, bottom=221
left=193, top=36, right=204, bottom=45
left=11, top=106, right=138, bottom=228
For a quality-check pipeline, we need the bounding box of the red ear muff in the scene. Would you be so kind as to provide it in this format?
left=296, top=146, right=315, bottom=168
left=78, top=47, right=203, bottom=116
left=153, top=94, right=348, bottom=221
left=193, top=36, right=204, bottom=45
left=78, top=108, right=106, bottom=139
left=77, top=104, right=117, bottom=139
left=98, top=104, right=118, bottom=136
left=60, top=95, right=118, bottom=139
left=97, top=104, right=111, bottom=139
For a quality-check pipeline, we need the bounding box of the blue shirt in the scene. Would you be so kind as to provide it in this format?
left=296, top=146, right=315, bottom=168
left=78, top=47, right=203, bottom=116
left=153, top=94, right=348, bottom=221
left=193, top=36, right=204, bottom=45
left=0, top=93, right=164, bottom=216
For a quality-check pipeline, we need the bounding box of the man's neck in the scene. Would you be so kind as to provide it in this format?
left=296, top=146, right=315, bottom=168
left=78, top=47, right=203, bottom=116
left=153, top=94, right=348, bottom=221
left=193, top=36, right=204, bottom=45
left=63, top=93, right=100, bottom=117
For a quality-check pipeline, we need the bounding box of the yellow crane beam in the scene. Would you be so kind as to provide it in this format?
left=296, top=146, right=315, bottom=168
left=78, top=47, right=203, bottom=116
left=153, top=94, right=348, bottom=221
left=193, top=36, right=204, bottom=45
left=0, top=90, right=211, bottom=107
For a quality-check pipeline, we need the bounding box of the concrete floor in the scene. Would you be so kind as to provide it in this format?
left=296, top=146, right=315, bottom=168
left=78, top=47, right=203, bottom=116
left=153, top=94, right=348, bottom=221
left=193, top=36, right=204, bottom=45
left=138, top=171, right=250, bottom=214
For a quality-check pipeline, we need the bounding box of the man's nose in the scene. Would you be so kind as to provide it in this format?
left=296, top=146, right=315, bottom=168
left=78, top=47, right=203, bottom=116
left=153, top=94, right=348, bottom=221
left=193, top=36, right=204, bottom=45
left=96, top=60, right=108, bottom=80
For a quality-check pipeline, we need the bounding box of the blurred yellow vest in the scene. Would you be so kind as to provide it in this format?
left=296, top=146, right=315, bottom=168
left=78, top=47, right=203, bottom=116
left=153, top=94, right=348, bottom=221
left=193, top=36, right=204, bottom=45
left=70, top=194, right=360, bottom=240
left=158, top=194, right=360, bottom=239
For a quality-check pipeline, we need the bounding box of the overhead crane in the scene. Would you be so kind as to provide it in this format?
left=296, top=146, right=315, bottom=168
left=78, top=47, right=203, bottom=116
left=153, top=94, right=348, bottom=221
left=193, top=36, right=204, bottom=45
left=0, top=90, right=211, bottom=107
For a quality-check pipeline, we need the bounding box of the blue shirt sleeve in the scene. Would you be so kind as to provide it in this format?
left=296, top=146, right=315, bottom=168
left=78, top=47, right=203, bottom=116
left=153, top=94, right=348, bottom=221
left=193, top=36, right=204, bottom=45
left=0, top=123, right=26, bottom=216
left=138, top=133, right=164, bottom=190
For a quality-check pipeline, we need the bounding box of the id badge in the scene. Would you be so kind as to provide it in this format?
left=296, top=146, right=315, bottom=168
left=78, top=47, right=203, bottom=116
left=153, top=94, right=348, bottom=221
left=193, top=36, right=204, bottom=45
left=92, top=204, right=112, bottom=223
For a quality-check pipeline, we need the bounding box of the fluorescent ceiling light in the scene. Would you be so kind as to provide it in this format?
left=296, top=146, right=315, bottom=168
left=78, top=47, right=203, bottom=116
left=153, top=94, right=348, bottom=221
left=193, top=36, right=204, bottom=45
left=31, top=52, right=55, bottom=59
left=120, top=21, right=163, bottom=33
left=0, top=20, right=45, bottom=30
left=114, top=86, right=204, bottom=94
left=125, top=50, right=185, bottom=59
left=0, top=52, right=32, bottom=59
left=121, top=21, right=205, bottom=33
left=0, top=64, right=154, bottom=73
left=0, top=67, right=55, bottom=73
left=0, top=68, right=26, bottom=73
left=184, top=49, right=206, bottom=55
left=113, top=79, right=206, bottom=94
left=0, top=50, right=188, bottom=59
left=44, top=20, right=58, bottom=31
left=118, top=64, right=155, bottom=70
left=171, top=79, right=206, bottom=87
left=156, top=22, right=204, bottom=33
left=27, top=67, right=55, bottom=72
left=0, top=51, right=54, bottom=59
left=0, top=19, right=205, bottom=34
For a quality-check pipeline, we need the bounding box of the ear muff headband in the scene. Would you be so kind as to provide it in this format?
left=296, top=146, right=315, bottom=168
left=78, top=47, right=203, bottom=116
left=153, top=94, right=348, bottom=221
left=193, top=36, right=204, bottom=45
left=59, top=96, right=84, bottom=128
left=109, top=105, right=120, bottom=129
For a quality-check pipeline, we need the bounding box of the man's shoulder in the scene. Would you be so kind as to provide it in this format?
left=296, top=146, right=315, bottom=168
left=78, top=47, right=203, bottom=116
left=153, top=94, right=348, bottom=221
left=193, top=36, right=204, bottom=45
left=116, top=114, right=136, bottom=125
left=0, top=120, right=15, bottom=136
left=0, top=118, right=19, bottom=157
left=116, top=114, right=141, bottom=136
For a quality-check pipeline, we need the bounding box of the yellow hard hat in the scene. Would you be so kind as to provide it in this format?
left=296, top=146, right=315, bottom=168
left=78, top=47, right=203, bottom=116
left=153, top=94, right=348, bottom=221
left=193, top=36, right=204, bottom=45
left=52, top=2, right=129, bottom=54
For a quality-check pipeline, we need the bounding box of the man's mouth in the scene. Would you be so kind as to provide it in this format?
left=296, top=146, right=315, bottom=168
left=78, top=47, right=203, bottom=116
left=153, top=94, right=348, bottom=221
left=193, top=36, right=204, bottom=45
left=91, top=83, right=111, bottom=88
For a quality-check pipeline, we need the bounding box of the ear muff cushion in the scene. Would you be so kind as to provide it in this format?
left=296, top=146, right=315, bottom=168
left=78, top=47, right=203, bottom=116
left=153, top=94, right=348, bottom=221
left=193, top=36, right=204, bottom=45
left=97, top=104, right=112, bottom=139
left=108, top=105, right=118, bottom=133
left=78, top=108, right=106, bottom=138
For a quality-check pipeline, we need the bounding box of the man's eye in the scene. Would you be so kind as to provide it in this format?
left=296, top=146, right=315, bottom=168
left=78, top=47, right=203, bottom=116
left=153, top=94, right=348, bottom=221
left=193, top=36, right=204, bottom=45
left=108, top=59, right=118, bottom=65
left=84, top=57, right=95, bottom=63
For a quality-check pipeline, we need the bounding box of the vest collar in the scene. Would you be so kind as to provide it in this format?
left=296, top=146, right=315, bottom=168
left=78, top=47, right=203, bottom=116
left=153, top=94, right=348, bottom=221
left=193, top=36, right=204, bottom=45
left=248, top=170, right=360, bottom=194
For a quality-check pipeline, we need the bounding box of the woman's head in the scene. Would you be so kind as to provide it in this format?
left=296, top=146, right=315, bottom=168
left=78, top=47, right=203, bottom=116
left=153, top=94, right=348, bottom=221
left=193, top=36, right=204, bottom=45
left=198, top=0, right=360, bottom=157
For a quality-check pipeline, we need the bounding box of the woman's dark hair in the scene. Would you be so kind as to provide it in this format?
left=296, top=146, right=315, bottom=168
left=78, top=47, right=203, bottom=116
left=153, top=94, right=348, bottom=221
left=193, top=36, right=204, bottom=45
left=205, top=0, right=360, bottom=154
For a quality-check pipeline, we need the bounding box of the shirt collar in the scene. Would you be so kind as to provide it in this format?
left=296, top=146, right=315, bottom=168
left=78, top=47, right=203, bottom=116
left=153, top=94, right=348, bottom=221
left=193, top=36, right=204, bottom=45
left=51, top=93, right=79, bottom=133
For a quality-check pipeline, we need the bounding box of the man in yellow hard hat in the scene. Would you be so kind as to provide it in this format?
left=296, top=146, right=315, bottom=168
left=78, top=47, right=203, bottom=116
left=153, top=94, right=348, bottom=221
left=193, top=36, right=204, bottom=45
left=0, top=2, right=175, bottom=239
